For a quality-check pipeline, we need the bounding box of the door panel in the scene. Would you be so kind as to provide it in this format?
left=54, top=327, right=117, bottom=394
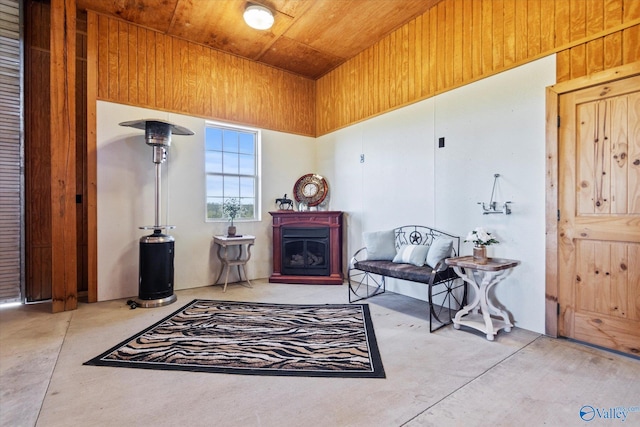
left=558, top=75, right=640, bottom=355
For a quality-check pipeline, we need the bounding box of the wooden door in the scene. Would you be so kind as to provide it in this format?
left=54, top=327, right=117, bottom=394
left=558, top=75, right=640, bottom=355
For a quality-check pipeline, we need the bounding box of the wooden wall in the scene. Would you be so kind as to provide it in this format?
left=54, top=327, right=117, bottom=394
left=76, top=11, right=88, bottom=296
left=25, top=1, right=87, bottom=303
left=87, top=1, right=639, bottom=138
left=90, top=12, right=316, bottom=137
left=25, top=0, right=52, bottom=302
left=316, top=0, right=640, bottom=136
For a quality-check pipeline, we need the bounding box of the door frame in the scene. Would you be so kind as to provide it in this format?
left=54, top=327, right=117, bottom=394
left=545, top=61, right=640, bottom=337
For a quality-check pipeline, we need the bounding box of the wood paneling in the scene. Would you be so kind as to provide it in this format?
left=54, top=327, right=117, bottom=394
left=91, top=13, right=315, bottom=137
left=25, top=1, right=87, bottom=306
left=87, top=10, right=97, bottom=303
left=76, top=11, right=88, bottom=295
left=25, top=1, right=52, bottom=303
left=78, top=0, right=444, bottom=79
left=316, top=0, right=640, bottom=136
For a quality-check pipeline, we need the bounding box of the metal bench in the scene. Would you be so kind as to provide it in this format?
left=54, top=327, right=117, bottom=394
left=348, top=225, right=466, bottom=332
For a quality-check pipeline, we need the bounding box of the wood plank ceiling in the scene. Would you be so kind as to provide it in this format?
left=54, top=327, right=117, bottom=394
left=76, top=0, right=442, bottom=79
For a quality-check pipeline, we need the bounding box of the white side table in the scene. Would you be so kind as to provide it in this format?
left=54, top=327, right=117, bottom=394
left=212, top=235, right=255, bottom=292
left=445, top=256, right=520, bottom=341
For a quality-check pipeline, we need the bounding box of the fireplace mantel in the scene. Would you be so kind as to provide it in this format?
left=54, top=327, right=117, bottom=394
left=269, top=211, right=343, bottom=285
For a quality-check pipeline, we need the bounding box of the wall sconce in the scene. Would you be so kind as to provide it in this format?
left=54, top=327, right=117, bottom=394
left=243, top=4, right=274, bottom=30
left=478, top=174, right=512, bottom=215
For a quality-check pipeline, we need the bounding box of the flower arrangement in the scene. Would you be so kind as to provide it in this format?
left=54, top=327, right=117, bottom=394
left=465, top=227, right=499, bottom=247
left=222, top=198, right=243, bottom=226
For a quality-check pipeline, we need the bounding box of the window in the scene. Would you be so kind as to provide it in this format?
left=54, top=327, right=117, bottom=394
left=205, top=123, right=260, bottom=221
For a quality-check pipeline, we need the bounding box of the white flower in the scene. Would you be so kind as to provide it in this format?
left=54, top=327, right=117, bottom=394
left=475, top=228, right=491, bottom=242
left=464, top=227, right=500, bottom=246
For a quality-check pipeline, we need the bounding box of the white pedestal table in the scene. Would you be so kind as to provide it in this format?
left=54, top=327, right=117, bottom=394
left=212, top=235, right=255, bottom=292
left=445, top=256, right=520, bottom=341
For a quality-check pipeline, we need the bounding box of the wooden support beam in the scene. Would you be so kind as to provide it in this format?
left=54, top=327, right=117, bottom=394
left=50, top=0, right=78, bottom=312
left=87, top=11, right=98, bottom=303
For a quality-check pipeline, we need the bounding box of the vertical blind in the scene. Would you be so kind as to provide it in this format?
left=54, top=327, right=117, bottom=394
left=0, top=0, right=22, bottom=303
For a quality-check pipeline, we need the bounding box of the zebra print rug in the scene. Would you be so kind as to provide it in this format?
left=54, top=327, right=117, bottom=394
left=84, top=299, right=385, bottom=378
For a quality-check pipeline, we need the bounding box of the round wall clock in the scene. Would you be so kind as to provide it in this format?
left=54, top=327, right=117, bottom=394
left=293, top=173, right=328, bottom=207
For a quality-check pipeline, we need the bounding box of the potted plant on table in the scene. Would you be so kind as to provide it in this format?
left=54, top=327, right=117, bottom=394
left=222, top=198, right=243, bottom=237
left=464, top=227, right=499, bottom=264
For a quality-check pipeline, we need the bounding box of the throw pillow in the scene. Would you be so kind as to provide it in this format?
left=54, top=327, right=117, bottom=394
left=426, top=237, right=453, bottom=271
left=363, top=229, right=396, bottom=260
left=392, top=244, right=430, bottom=267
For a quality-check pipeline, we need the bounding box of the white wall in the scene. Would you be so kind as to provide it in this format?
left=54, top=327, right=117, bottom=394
left=316, top=56, right=556, bottom=333
left=97, top=56, right=555, bottom=333
left=96, top=102, right=316, bottom=301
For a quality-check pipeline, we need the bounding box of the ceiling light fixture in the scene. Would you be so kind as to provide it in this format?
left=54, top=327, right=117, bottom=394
left=243, top=4, right=274, bottom=30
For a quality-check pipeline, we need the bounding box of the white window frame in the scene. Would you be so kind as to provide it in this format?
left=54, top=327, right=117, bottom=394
left=204, top=121, right=261, bottom=222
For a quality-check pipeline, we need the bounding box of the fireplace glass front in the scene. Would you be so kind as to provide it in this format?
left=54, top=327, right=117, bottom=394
left=281, top=227, right=330, bottom=276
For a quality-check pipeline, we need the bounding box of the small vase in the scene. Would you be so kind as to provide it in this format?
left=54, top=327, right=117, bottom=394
left=473, top=245, right=488, bottom=264
left=227, top=225, right=236, bottom=237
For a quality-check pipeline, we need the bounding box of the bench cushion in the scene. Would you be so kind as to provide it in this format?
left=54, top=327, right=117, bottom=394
left=354, top=260, right=458, bottom=284
left=426, top=238, right=454, bottom=271
left=392, top=244, right=430, bottom=266
left=362, top=229, right=396, bottom=260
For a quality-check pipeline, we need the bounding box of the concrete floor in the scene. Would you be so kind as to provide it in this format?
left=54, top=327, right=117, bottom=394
left=1, top=280, right=639, bottom=427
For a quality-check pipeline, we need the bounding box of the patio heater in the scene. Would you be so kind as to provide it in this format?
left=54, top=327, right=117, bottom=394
left=119, top=119, right=194, bottom=308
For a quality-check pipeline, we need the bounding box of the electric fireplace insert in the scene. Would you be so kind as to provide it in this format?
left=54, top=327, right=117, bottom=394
left=281, top=227, right=330, bottom=276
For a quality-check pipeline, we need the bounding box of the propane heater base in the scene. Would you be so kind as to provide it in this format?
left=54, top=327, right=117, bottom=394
left=137, top=231, right=176, bottom=308
left=128, top=294, right=177, bottom=309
